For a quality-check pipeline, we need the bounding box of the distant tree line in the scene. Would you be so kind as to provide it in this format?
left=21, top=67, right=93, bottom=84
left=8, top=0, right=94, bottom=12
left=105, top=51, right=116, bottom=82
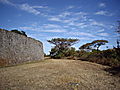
left=47, top=38, right=108, bottom=58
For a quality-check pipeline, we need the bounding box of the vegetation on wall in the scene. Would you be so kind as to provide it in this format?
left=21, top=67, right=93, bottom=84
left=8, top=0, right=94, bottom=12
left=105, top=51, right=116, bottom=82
left=11, top=29, right=27, bottom=37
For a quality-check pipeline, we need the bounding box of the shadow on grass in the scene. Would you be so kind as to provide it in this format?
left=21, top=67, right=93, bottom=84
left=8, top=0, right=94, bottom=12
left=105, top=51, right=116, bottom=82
left=104, top=67, right=120, bottom=77
left=78, top=58, right=120, bottom=77
left=0, top=59, right=47, bottom=68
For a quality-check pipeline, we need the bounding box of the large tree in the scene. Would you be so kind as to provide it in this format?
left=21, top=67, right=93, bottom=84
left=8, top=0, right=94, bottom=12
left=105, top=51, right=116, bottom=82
left=91, top=40, right=108, bottom=51
left=47, top=38, right=79, bottom=58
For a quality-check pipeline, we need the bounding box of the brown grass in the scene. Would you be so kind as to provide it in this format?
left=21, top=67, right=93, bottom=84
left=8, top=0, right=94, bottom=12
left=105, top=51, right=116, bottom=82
left=0, top=59, right=120, bottom=90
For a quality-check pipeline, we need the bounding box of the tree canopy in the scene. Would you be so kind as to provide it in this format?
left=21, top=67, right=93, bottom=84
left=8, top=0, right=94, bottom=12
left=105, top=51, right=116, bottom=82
left=91, top=40, right=108, bottom=51
left=79, top=40, right=108, bottom=51
left=47, top=38, right=79, bottom=48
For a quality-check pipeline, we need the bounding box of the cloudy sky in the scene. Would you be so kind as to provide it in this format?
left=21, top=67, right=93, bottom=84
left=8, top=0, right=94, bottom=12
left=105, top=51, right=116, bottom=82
left=0, top=0, right=120, bottom=54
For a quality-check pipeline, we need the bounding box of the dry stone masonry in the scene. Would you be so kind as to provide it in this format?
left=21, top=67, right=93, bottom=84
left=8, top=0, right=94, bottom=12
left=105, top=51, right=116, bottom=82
left=0, top=29, right=44, bottom=66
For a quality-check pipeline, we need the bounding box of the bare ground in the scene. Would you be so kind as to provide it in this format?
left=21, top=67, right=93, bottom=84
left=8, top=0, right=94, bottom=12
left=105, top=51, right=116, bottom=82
left=0, top=59, right=120, bottom=90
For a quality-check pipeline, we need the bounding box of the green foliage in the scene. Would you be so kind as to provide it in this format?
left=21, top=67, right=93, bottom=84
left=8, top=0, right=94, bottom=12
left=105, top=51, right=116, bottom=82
left=78, top=49, right=120, bottom=67
left=48, top=38, right=79, bottom=59
left=65, top=47, right=76, bottom=56
left=48, top=37, right=119, bottom=68
left=11, top=30, right=27, bottom=37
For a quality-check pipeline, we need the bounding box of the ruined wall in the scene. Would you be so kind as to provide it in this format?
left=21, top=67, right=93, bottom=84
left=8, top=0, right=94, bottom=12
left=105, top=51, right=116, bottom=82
left=0, top=29, right=44, bottom=66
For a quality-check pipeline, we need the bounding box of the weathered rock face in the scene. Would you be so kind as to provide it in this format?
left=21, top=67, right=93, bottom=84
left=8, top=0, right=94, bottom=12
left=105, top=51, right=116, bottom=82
left=0, top=29, right=44, bottom=66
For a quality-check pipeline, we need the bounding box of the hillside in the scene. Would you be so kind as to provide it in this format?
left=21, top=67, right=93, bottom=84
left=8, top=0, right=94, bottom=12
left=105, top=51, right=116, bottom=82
left=0, top=59, right=120, bottom=90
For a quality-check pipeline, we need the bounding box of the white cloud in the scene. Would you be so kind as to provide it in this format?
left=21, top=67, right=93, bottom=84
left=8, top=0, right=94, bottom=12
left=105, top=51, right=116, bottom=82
left=58, top=11, right=71, bottom=18
left=95, top=10, right=113, bottom=16
left=41, top=29, right=66, bottom=33
left=99, top=3, right=106, bottom=7
left=0, top=0, right=15, bottom=6
left=95, top=11, right=107, bottom=15
left=78, top=32, right=96, bottom=37
left=0, top=0, right=48, bottom=16
left=48, top=17, right=61, bottom=22
left=91, top=21, right=105, bottom=27
left=19, top=26, right=66, bottom=33
left=97, top=29, right=105, bottom=33
left=32, top=6, right=47, bottom=9
left=74, top=22, right=88, bottom=28
left=98, top=33, right=109, bottom=36
left=48, top=11, right=87, bottom=23
left=68, top=32, right=96, bottom=37
left=66, top=5, right=75, bottom=9
left=19, top=26, right=40, bottom=31
left=43, top=24, right=61, bottom=29
left=19, top=4, right=40, bottom=15
left=74, top=12, right=87, bottom=16
left=62, top=18, right=78, bottom=24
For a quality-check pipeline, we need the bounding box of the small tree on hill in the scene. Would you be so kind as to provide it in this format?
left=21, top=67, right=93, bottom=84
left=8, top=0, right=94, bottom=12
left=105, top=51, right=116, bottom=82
left=91, top=40, right=108, bottom=51
left=47, top=38, right=79, bottom=58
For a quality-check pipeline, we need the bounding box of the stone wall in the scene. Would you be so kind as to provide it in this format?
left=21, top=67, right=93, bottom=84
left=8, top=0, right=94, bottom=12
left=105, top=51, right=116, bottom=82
left=0, top=29, right=44, bottom=66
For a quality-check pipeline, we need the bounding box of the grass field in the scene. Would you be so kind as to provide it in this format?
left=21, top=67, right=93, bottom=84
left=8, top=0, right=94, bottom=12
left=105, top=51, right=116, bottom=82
left=0, top=59, right=120, bottom=90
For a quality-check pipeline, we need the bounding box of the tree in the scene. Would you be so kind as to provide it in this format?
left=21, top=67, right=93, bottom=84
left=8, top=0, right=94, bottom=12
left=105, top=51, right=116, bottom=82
left=47, top=38, right=79, bottom=58
left=91, top=40, right=108, bottom=51
left=79, top=40, right=108, bottom=51
left=66, top=47, right=77, bottom=57
left=116, top=21, right=120, bottom=34
left=115, top=21, right=120, bottom=57
left=116, top=21, right=120, bottom=48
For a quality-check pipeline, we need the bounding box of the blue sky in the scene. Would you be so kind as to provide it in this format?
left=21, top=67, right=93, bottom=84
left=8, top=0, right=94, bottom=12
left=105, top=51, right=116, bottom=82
left=0, top=0, right=120, bottom=54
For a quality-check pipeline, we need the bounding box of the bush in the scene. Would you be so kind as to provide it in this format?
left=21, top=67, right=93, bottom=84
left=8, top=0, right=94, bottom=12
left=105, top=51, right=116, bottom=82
left=49, top=47, right=78, bottom=59
left=11, top=30, right=27, bottom=37
left=78, top=49, right=120, bottom=67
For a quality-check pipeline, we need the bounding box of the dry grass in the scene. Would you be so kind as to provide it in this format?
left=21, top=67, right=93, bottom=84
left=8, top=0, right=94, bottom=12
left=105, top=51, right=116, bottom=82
left=0, top=59, right=120, bottom=90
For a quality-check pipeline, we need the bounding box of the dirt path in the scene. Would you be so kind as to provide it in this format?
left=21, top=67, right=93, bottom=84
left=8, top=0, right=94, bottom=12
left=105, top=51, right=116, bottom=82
left=0, top=59, right=120, bottom=90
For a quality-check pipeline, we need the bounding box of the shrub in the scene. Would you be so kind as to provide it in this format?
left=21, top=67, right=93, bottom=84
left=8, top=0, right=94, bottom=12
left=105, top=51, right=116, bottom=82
left=77, top=49, right=120, bottom=67
left=11, top=30, right=27, bottom=37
